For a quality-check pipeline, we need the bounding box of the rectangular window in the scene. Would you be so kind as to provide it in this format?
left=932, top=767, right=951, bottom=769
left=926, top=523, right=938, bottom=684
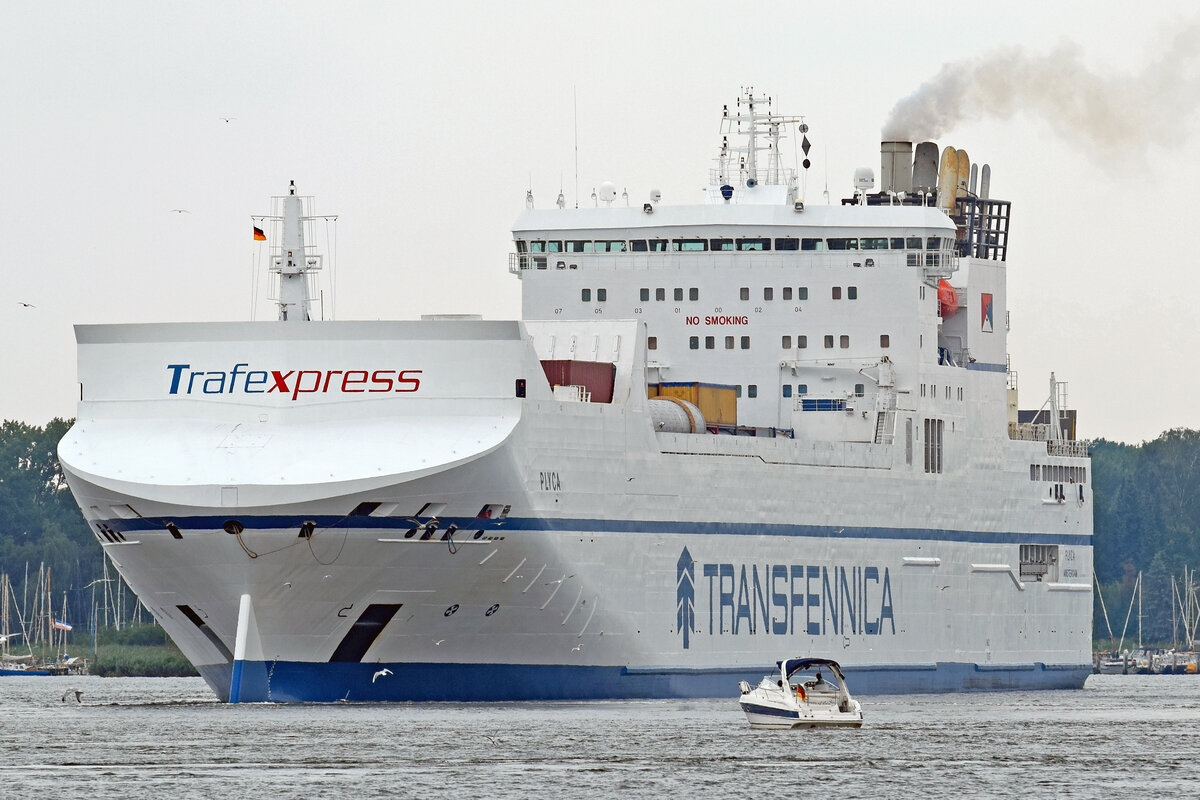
left=890, top=237, right=904, bottom=249
left=775, top=237, right=800, bottom=250
left=740, top=287, right=750, bottom=301
left=927, top=236, right=941, bottom=250
left=529, top=241, right=546, bottom=253
left=797, top=384, right=807, bottom=395
left=599, top=240, right=627, bottom=252
left=801, top=238, right=825, bottom=251
left=515, top=240, right=528, bottom=253
left=672, top=239, right=708, bottom=251
left=798, top=335, right=807, bottom=349
left=656, top=288, right=665, bottom=301
left=534, top=257, right=547, bottom=269
left=783, top=287, right=793, bottom=300
left=747, top=384, right=758, bottom=398
left=736, top=238, right=771, bottom=251
left=710, top=238, right=734, bottom=251
left=566, top=240, right=587, bottom=253
left=597, top=288, right=607, bottom=302
left=581, top=288, right=591, bottom=301
left=907, top=253, right=920, bottom=266
left=854, top=383, right=865, bottom=397
left=649, top=239, right=669, bottom=252
left=798, top=287, right=808, bottom=300
left=647, top=337, right=657, bottom=350
left=840, top=335, right=850, bottom=348
left=848, top=286, right=858, bottom=300
left=705, top=336, right=715, bottom=349
left=725, top=336, right=734, bottom=350
left=827, top=238, right=858, bottom=250
left=630, top=240, right=648, bottom=252
left=674, top=288, right=683, bottom=301
left=860, top=237, right=889, bottom=250
left=740, top=336, right=750, bottom=349
left=782, top=385, right=792, bottom=398
left=640, top=288, right=650, bottom=302
left=880, top=334, right=890, bottom=348
left=735, top=385, right=742, bottom=398
left=906, top=236, right=923, bottom=249
left=689, top=336, right=699, bottom=350
left=763, top=287, right=773, bottom=301
left=782, top=335, right=792, bottom=349
left=689, top=287, right=699, bottom=301
left=824, top=335, right=834, bottom=349
left=923, top=418, right=945, bottom=474
left=832, top=287, right=842, bottom=300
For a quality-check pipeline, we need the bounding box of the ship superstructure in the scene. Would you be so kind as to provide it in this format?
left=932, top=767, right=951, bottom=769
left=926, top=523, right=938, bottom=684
left=59, top=90, right=1093, bottom=702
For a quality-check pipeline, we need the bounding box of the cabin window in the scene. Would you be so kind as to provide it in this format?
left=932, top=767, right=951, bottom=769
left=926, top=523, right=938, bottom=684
left=640, top=288, right=650, bottom=302
left=597, top=288, right=607, bottom=302
left=747, top=384, right=758, bottom=398
left=674, top=288, right=684, bottom=301
left=656, top=288, right=665, bottom=301
left=647, top=337, right=657, bottom=350
left=798, top=384, right=808, bottom=395
left=906, top=237, right=922, bottom=249
left=775, top=237, right=799, bottom=250
left=736, top=238, right=770, bottom=251
left=832, top=287, right=842, bottom=300
left=689, top=287, right=699, bottom=301
left=854, top=383, right=865, bottom=397
left=782, top=385, right=792, bottom=398
left=710, top=238, right=734, bottom=251
left=673, top=239, right=708, bottom=251
left=725, top=336, right=734, bottom=350
left=798, top=287, right=808, bottom=300
left=797, top=335, right=807, bottom=349
left=649, top=239, right=669, bottom=252
left=907, top=253, right=920, bottom=266
left=740, top=287, right=749, bottom=301
left=534, top=257, right=547, bottom=269
left=860, top=238, right=889, bottom=250
left=581, top=289, right=591, bottom=302
left=880, top=334, right=890, bottom=348
left=848, top=286, right=858, bottom=300
left=890, top=237, right=904, bottom=249
left=515, top=240, right=528, bottom=253
left=530, top=240, right=562, bottom=253
left=927, top=236, right=942, bottom=250
left=705, top=336, right=715, bottom=349
left=601, top=241, right=627, bottom=252
left=566, top=240, right=587, bottom=253
left=763, top=287, right=773, bottom=301
left=801, top=238, right=825, bottom=251
left=782, top=335, right=792, bottom=349
left=827, top=238, right=858, bottom=250
left=630, top=240, right=648, bottom=252
left=735, top=385, right=742, bottom=398
left=689, top=336, right=699, bottom=350
left=740, top=336, right=751, bottom=349
left=824, top=335, right=834, bottom=349
left=840, top=335, right=850, bottom=348
left=783, top=287, right=793, bottom=300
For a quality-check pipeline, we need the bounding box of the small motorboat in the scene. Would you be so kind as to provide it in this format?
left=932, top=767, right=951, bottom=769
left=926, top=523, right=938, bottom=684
left=738, top=657, right=864, bottom=729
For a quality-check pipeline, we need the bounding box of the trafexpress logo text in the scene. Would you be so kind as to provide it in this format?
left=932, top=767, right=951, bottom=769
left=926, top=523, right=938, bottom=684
left=167, top=363, right=422, bottom=400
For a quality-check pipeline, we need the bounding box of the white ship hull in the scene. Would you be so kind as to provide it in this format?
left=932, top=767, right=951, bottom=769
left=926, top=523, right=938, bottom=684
left=60, top=319, right=1093, bottom=702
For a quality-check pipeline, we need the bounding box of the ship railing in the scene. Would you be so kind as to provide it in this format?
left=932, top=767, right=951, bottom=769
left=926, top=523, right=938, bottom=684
left=708, top=167, right=795, bottom=187
left=1008, top=423, right=1089, bottom=457
left=1047, top=440, right=1089, bottom=458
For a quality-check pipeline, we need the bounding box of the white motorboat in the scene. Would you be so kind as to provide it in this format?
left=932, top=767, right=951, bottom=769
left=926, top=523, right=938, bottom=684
left=738, top=657, right=864, bottom=729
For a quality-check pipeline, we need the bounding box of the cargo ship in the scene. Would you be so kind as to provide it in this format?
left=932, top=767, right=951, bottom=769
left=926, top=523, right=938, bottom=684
left=58, top=89, right=1093, bottom=701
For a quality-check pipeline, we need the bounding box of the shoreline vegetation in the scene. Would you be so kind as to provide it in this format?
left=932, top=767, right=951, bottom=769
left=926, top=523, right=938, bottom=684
left=89, top=625, right=198, bottom=678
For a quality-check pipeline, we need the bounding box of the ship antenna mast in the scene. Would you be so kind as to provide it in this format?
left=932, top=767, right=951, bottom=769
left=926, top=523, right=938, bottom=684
left=262, top=180, right=329, bottom=322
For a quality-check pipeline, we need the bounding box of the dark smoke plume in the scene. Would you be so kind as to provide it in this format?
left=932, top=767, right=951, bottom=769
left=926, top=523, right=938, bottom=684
left=882, top=21, right=1200, bottom=161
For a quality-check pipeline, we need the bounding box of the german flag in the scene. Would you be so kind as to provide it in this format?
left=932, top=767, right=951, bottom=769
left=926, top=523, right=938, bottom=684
left=253, top=225, right=266, bottom=241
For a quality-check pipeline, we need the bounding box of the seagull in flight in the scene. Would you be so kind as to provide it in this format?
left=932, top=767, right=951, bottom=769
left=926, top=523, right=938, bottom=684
left=220, top=117, right=236, bottom=123
left=434, top=639, right=445, bottom=646
left=371, top=668, right=393, bottom=683
left=17, top=301, right=35, bottom=308
left=61, top=689, right=83, bottom=703
left=169, top=209, right=190, bottom=214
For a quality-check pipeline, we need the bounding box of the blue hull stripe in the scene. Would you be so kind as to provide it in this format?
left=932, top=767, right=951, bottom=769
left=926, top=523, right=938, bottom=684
left=740, top=702, right=801, bottom=719
left=102, top=514, right=1092, bottom=547
left=196, top=660, right=1092, bottom=703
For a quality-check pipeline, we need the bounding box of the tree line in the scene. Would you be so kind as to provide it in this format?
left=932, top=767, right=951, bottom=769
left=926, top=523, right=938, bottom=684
left=2, top=418, right=1198, bottom=645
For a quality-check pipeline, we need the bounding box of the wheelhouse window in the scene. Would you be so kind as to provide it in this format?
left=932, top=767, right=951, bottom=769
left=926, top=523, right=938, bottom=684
left=906, top=237, right=923, bottom=249
left=736, top=238, right=771, bottom=251
left=529, top=240, right=562, bottom=253
left=515, top=240, right=528, bottom=253
left=775, top=237, right=799, bottom=250
left=890, top=237, right=904, bottom=249
left=595, top=240, right=627, bottom=253
left=710, top=238, right=734, bottom=251
left=926, top=236, right=942, bottom=250
left=827, top=238, right=858, bottom=250
left=673, top=239, right=708, bottom=251
left=630, top=240, right=648, bottom=252
left=860, top=238, right=889, bottom=250
left=566, top=240, right=587, bottom=253
left=801, top=238, right=825, bottom=251
left=648, top=239, right=669, bottom=252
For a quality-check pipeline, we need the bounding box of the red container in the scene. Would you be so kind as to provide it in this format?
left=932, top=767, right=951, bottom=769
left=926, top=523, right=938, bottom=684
left=539, top=360, right=615, bottom=403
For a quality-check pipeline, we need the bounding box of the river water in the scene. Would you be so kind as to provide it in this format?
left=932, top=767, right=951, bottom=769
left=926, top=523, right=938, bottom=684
left=0, top=674, right=1195, bottom=798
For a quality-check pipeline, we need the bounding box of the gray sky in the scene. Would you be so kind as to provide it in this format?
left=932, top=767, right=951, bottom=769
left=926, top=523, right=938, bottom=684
left=2, top=1, right=1197, bottom=443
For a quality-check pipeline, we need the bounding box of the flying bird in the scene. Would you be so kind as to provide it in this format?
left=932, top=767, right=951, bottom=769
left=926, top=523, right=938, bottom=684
left=220, top=117, right=236, bottom=123
left=169, top=209, right=190, bottom=214
left=433, top=639, right=445, bottom=646
left=17, top=302, right=35, bottom=308
left=371, top=668, right=393, bottom=683
left=61, top=689, right=83, bottom=703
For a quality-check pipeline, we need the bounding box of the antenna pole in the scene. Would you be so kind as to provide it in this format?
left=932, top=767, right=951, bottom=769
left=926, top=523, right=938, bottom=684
left=573, top=86, right=579, bottom=209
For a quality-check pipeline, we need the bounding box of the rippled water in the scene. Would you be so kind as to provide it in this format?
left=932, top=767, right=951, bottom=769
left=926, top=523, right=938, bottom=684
left=1, top=674, right=1196, bottom=798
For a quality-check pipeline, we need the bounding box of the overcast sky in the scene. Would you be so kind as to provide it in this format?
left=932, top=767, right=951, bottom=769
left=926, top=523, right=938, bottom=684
left=2, top=1, right=1197, bottom=443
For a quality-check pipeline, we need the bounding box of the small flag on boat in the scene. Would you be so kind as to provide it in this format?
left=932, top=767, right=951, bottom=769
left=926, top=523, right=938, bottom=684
left=253, top=225, right=266, bottom=241
left=53, top=619, right=73, bottom=631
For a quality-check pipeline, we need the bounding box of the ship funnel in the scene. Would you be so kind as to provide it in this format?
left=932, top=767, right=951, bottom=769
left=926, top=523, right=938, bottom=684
left=880, top=141, right=913, bottom=194
left=912, top=142, right=939, bottom=194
